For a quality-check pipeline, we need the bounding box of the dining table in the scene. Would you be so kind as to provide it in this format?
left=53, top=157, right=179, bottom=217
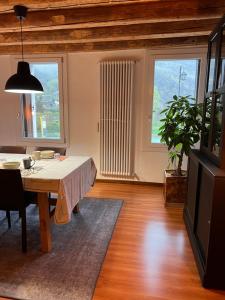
left=0, top=153, right=97, bottom=252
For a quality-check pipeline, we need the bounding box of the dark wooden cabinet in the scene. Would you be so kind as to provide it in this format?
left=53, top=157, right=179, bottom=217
left=184, top=150, right=225, bottom=288
left=184, top=14, right=225, bottom=289
left=195, top=167, right=212, bottom=261
left=201, top=15, right=225, bottom=168
left=185, top=156, right=199, bottom=228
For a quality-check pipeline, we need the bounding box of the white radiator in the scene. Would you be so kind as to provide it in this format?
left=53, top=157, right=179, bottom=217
left=100, top=60, right=135, bottom=176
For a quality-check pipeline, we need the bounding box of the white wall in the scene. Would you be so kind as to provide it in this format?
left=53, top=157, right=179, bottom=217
left=65, top=50, right=169, bottom=182
left=0, top=56, right=20, bottom=145
left=0, top=48, right=206, bottom=183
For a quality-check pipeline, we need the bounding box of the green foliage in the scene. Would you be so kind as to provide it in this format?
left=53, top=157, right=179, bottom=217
left=151, top=60, right=199, bottom=143
left=158, top=95, right=202, bottom=176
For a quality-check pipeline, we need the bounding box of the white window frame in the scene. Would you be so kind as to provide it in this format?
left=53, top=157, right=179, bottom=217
left=141, top=47, right=207, bottom=152
left=14, top=54, right=69, bottom=147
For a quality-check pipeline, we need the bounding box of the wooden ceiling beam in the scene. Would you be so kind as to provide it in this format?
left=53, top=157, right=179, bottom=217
left=0, top=19, right=218, bottom=45
left=0, top=0, right=224, bottom=31
left=0, top=36, right=208, bottom=54
left=0, top=0, right=166, bottom=12
left=0, top=1, right=221, bottom=55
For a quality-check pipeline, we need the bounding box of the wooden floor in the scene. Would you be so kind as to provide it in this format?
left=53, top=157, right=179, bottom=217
left=88, top=182, right=225, bottom=300
left=1, top=182, right=225, bottom=300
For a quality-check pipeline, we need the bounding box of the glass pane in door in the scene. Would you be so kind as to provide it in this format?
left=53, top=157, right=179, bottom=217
left=207, top=36, right=217, bottom=92
left=218, top=26, right=225, bottom=89
left=212, top=95, right=224, bottom=156
left=202, top=96, right=212, bottom=148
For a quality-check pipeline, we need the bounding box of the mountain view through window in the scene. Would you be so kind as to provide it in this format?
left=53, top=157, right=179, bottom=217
left=23, top=62, right=61, bottom=140
left=151, top=59, right=200, bottom=143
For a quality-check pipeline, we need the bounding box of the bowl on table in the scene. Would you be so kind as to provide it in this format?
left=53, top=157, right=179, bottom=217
left=40, top=150, right=55, bottom=159
left=2, top=161, right=21, bottom=169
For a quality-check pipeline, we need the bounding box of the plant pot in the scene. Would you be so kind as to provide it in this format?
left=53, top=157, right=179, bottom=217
left=164, top=169, right=187, bottom=206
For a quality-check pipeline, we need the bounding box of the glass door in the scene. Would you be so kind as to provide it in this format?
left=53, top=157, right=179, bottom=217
left=201, top=18, right=225, bottom=167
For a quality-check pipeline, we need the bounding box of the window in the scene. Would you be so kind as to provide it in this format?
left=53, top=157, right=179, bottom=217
left=141, top=49, right=207, bottom=151
left=151, top=59, right=200, bottom=143
left=19, top=57, right=67, bottom=144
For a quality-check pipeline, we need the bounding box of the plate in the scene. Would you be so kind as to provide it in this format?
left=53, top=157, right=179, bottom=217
left=2, top=161, right=20, bottom=169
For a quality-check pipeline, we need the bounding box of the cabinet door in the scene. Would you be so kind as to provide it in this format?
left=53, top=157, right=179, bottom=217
left=201, top=19, right=225, bottom=167
left=186, top=157, right=199, bottom=228
left=195, top=168, right=213, bottom=263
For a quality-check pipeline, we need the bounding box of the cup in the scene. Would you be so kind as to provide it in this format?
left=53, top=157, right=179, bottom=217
left=23, top=157, right=35, bottom=169
left=31, top=150, right=41, bottom=160
left=54, top=153, right=61, bottom=160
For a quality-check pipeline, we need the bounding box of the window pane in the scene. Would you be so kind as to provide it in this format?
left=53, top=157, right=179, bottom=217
left=218, top=27, right=225, bottom=89
left=151, top=59, right=199, bottom=143
left=212, top=95, right=223, bottom=156
left=23, top=63, right=61, bottom=139
left=202, top=96, right=212, bottom=148
left=207, top=39, right=217, bottom=92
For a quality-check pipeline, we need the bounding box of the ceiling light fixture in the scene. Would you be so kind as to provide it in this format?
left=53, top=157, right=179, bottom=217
left=4, top=5, right=44, bottom=94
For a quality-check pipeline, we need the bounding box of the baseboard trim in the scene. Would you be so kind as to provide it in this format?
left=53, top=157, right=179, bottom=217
left=96, top=179, right=163, bottom=186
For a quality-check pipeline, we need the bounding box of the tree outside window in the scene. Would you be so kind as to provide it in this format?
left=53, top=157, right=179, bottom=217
left=151, top=59, right=200, bottom=143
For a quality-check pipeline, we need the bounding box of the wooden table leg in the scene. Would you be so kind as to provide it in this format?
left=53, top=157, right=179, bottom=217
left=37, top=192, right=52, bottom=252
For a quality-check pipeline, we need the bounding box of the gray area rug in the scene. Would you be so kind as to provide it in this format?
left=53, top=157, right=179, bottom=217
left=0, top=198, right=123, bottom=300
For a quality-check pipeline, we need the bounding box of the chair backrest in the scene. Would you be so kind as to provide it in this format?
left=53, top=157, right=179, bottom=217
left=0, top=169, right=25, bottom=211
left=35, top=147, right=66, bottom=156
left=0, top=146, right=26, bottom=154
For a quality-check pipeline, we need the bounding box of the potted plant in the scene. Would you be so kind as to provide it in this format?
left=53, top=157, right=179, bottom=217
left=159, top=95, right=202, bottom=205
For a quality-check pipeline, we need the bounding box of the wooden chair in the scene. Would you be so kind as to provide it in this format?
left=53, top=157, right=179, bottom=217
left=0, top=169, right=36, bottom=252
left=34, top=147, right=66, bottom=155
left=0, top=146, right=27, bottom=154
left=0, top=146, right=27, bottom=224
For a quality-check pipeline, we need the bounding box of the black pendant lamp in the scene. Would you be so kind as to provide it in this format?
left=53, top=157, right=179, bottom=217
left=5, top=5, right=44, bottom=94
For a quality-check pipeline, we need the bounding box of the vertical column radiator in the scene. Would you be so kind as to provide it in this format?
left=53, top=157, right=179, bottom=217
left=100, top=60, right=135, bottom=176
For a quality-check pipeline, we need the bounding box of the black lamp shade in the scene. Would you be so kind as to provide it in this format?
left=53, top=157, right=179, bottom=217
left=5, top=61, right=44, bottom=94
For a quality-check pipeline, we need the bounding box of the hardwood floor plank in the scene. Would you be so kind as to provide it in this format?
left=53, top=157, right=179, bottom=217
left=87, top=182, right=225, bottom=300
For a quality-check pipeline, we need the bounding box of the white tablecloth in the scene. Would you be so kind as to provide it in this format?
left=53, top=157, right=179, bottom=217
left=53, top=156, right=97, bottom=224
left=0, top=154, right=97, bottom=224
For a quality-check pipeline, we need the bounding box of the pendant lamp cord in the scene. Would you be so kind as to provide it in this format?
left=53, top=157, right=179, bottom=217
left=19, top=17, right=24, bottom=61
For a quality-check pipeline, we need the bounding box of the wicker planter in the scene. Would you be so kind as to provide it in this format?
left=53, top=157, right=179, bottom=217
left=164, top=170, right=187, bottom=206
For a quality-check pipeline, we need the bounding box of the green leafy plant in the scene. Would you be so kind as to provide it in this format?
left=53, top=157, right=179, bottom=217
left=159, top=95, right=202, bottom=176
